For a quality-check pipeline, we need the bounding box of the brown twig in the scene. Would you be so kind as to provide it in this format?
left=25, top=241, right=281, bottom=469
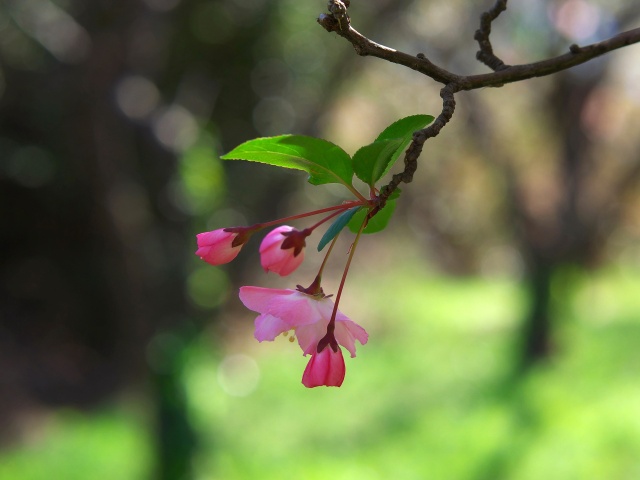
left=318, top=11, right=640, bottom=91
left=318, top=13, right=461, bottom=85
left=318, top=1, right=640, bottom=209
left=474, top=0, right=509, bottom=71
left=467, top=29, right=640, bottom=89
left=377, top=84, right=458, bottom=206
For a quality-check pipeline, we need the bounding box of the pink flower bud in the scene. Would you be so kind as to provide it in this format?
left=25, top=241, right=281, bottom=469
left=259, top=226, right=307, bottom=276
left=195, top=228, right=242, bottom=266
left=302, top=345, right=346, bottom=388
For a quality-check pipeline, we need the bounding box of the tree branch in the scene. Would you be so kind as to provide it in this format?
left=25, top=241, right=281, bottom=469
left=465, top=28, right=640, bottom=89
left=474, top=0, right=509, bottom=71
left=317, top=11, right=462, bottom=85
left=377, top=84, right=457, bottom=207
left=317, top=1, right=640, bottom=209
left=318, top=7, right=640, bottom=90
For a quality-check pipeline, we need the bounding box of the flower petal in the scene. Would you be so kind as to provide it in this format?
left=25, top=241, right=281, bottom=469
left=254, top=314, right=290, bottom=342
left=310, top=296, right=367, bottom=357
left=301, top=347, right=345, bottom=388
left=239, top=286, right=294, bottom=312
left=295, top=322, right=328, bottom=356
left=259, top=226, right=292, bottom=253
left=268, top=293, right=319, bottom=326
left=275, top=251, right=305, bottom=276
left=259, top=226, right=306, bottom=276
left=196, top=229, right=231, bottom=246
left=195, top=229, right=241, bottom=265
left=335, top=319, right=368, bottom=357
left=239, top=287, right=321, bottom=327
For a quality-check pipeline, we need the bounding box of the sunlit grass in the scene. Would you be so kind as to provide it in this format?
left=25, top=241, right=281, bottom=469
left=188, top=264, right=640, bottom=480
left=1, top=266, right=639, bottom=479
left=0, top=408, right=151, bottom=480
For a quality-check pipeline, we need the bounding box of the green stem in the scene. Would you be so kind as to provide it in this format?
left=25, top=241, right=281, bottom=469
left=346, top=183, right=368, bottom=203
left=317, top=233, right=340, bottom=279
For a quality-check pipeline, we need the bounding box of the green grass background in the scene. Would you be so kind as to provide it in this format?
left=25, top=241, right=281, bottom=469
left=2, top=264, right=639, bottom=480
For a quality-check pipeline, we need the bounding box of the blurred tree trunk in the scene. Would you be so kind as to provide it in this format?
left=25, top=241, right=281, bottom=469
left=516, top=65, right=606, bottom=370
left=520, top=260, right=554, bottom=363
left=0, top=0, right=302, bottom=475
left=464, top=49, right=622, bottom=372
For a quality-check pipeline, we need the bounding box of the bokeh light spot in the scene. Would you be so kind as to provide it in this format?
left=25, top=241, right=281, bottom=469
left=187, top=266, right=229, bottom=309
left=152, top=105, right=199, bottom=152
left=217, top=354, right=260, bottom=397
left=115, top=75, right=160, bottom=121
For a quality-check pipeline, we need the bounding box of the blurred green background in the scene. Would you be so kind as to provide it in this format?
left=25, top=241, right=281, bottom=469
left=1, top=0, right=640, bottom=479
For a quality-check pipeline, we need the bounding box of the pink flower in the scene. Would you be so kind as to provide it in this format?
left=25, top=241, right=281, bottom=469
left=238, top=286, right=368, bottom=357
left=195, top=228, right=242, bottom=266
left=259, top=226, right=309, bottom=276
left=302, top=346, right=345, bottom=388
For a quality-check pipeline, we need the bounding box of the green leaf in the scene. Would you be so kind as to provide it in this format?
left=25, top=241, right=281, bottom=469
left=374, top=114, right=435, bottom=180
left=221, top=135, right=354, bottom=188
left=348, top=199, right=397, bottom=235
left=352, top=138, right=405, bottom=187
left=317, top=207, right=361, bottom=251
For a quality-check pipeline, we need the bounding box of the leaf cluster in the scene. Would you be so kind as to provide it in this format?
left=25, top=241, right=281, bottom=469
left=221, top=115, right=434, bottom=246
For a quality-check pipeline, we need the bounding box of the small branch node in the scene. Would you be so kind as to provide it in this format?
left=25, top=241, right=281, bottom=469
left=326, top=0, right=350, bottom=32
left=317, top=13, right=339, bottom=32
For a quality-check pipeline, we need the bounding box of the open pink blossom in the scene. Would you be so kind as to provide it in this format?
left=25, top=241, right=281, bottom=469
left=238, top=286, right=368, bottom=357
left=195, top=228, right=242, bottom=266
left=239, top=286, right=366, bottom=387
left=259, top=226, right=308, bottom=276
left=302, top=346, right=345, bottom=388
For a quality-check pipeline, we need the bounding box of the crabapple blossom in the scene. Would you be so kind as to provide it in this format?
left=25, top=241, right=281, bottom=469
left=302, top=345, right=345, bottom=388
left=259, top=226, right=309, bottom=276
left=238, top=286, right=368, bottom=357
left=195, top=228, right=243, bottom=266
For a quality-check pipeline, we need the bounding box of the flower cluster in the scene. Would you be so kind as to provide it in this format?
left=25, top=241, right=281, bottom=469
left=195, top=200, right=371, bottom=388
left=240, top=286, right=367, bottom=387
left=193, top=115, right=435, bottom=387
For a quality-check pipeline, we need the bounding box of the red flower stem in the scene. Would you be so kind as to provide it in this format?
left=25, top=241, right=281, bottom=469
left=326, top=212, right=368, bottom=335
left=296, top=231, right=341, bottom=297
left=252, top=200, right=368, bottom=231
left=306, top=207, right=352, bottom=232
